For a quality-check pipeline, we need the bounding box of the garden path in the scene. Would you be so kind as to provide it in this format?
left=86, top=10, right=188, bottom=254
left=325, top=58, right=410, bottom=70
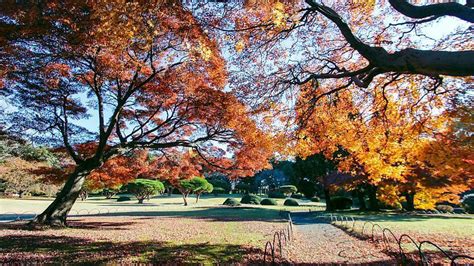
left=288, top=213, right=393, bottom=264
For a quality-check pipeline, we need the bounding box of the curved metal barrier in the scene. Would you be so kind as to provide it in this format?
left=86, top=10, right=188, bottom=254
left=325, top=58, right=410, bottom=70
left=330, top=214, right=474, bottom=265
left=263, top=212, right=294, bottom=264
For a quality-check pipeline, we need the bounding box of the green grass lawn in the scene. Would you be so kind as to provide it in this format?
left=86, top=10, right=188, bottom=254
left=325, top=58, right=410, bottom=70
left=0, top=194, right=326, bottom=220
left=325, top=211, right=474, bottom=239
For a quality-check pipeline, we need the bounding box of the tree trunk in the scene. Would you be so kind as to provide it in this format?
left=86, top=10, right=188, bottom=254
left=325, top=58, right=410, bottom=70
left=357, top=188, right=367, bottom=211
left=138, top=198, right=144, bottom=204
left=196, top=193, right=200, bottom=203
left=183, top=193, right=188, bottom=206
left=324, top=188, right=333, bottom=211
left=405, top=192, right=415, bottom=211
left=367, top=185, right=379, bottom=211
left=30, top=164, right=93, bottom=227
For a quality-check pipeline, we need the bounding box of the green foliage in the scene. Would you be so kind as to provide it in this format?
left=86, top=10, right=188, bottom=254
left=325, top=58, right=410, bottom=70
left=223, top=198, right=240, bottom=206
left=260, top=198, right=278, bottom=205
left=235, top=182, right=250, bottom=193
left=283, top=198, right=299, bottom=206
left=267, top=191, right=286, bottom=198
left=190, top=177, right=213, bottom=194
left=279, top=185, right=297, bottom=196
left=240, top=194, right=262, bottom=205
left=123, top=179, right=164, bottom=203
left=117, top=196, right=131, bottom=202
left=213, top=187, right=226, bottom=196
left=17, top=145, right=59, bottom=165
left=435, top=204, right=454, bottom=213
left=291, top=193, right=303, bottom=199
left=298, top=179, right=317, bottom=198
left=331, top=196, right=353, bottom=210
left=206, top=173, right=231, bottom=192
left=310, top=196, right=320, bottom=202
left=0, top=135, right=59, bottom=165
left=461, top=195, right=474, bottom=213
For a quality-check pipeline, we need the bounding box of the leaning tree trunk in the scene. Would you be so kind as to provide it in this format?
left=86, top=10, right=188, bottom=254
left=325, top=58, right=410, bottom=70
left=30, top=164, right=93, bottom=227
left=195, top=193, right=200, bottom=203
left=183, top=193, right=188, bottom=206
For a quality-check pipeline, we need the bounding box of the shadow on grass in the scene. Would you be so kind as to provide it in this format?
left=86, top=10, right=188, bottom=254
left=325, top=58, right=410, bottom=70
left=68, top=206, right=286, bottom=222
left=313, top=210, right=474, bottom=222
left=0, top=234, right=265, bottom=264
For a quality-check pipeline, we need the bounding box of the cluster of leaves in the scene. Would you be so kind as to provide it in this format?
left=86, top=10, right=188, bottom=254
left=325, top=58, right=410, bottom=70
left=0, top=132, right=61, bottom=197
left=295, top=86, right=473, bottom=209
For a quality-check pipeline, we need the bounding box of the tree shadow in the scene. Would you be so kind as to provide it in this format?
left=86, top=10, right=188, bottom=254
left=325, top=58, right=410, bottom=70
left=68, top=206, right=286, bottom=222
left=0, top=234, right=266, bottom=264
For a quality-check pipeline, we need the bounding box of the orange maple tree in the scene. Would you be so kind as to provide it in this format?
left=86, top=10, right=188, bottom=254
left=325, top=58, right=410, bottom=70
left=1, top=2, right=272, bottom=226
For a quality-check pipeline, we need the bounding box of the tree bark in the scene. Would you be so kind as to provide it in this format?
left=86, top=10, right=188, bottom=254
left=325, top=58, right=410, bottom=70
left=324, top=188, right=333, bottom=211
left=388, top=0, right=474, bottom=23
left=30, top=164, right=93, bottom=227
left=367, top=185, right=379, bottom=211
left=196, top=193, right=200, bottom=203
left=183, top=193, right=188, bottom=206
left=405, top=192, right=416, bottom=211
left=357, top=188, right=367, bottom=211
left=138, top=198, right=144, bottom=204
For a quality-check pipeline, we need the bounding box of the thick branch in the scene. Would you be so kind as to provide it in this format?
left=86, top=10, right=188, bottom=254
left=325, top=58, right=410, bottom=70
left=304, top=0, right=474, bottom=83
left=389, top=0, right=474, bottom=23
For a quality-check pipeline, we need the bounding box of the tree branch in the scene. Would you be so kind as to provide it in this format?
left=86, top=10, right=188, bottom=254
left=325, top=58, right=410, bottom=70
left=389, top=0, right=474, bottom=23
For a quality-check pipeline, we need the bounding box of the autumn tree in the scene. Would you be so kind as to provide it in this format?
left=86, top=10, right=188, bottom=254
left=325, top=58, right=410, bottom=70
left=206, top=1, right=472, bottom=106
left=1, top=2, right=272, bottom=226
left=295, top=81, right=472, bottom=210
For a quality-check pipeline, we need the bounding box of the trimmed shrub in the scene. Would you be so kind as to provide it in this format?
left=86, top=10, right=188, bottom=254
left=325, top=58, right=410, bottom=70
left=213, top=187, right=226, bottom=196
left=436, top=204, right=454, bottom=213
left=261, top=198, right=278, bottom=205
left=310, top=196, right=320, bottom=202
left=279, top=185, right=298, bottom=197
left=461, top=195, right=474, bottom=213
left=268, top=191, right=286, bottom=199
left=123, top=179, right=165, bottom=203
left=240, top=194, right=262, bottom=205
left=117, top=196, right=131, bottom=202
left=331, top=196, right=353, bottom=210
left=223, top=198, right=240, bottom=206
left=291, top=193, right=303, bottom=199
left=284, top=198, right=299, bottom=206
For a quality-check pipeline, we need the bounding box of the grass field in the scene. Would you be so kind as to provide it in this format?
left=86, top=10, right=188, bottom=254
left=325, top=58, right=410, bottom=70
left=1, top=196, right=472, bottom=263
left=0, top=194, right=325, bottom=220
left=324, top=211, right=474, bottom=257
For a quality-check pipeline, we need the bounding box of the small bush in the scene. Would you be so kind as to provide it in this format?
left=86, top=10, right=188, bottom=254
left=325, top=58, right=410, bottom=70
left=284, top=198, right=299, bottom=206
left=268, top=191, right=286, bottom=199
left=461, top=195, right=474, bottom=213
left=213, top=187, right=226, bottom=196
left=436, top=204, right=454, bottom=213
left=379, top=201, right=402, bottom=210
left=291, top=193, right=303, bottom=199
left=310, top=196, right=320, bottom=202
left=331, top=196, right=353, bottom=210
left=279, top=185, right=298, bottom=196
left=223, top=198, right=240, bottom=206
left=117, top=196, right=131, bottom=202
left=261, top=198, right=278, bottom=205
left=240, top=194, right=262, bottom=205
